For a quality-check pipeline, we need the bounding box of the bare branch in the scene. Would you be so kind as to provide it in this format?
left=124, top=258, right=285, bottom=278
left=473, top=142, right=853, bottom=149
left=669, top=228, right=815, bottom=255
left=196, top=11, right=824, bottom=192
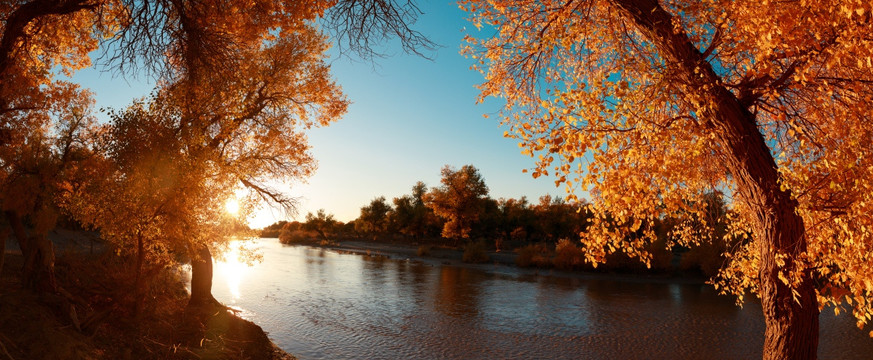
left=324, top=0, right=439, bottom=60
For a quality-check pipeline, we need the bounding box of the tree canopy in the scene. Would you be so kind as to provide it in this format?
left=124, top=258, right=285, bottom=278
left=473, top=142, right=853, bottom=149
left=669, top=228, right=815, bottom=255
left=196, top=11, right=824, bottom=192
left=424, top=164, right=490, bottom=240
left=0, top=0, right=433, bottom=318
left=463, top=0, right=873, bottom=358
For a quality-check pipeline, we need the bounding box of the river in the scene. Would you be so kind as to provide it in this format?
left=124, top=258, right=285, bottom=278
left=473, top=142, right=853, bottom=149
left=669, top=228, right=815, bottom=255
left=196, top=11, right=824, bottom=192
left=211, top=238, right=873, bottom=359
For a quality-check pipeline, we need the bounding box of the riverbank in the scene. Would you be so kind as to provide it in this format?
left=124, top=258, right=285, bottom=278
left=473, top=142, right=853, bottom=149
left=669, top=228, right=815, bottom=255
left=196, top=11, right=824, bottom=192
left=284, top=236, right=711, bottom=285
left=1, top=233, right=295, bottom=360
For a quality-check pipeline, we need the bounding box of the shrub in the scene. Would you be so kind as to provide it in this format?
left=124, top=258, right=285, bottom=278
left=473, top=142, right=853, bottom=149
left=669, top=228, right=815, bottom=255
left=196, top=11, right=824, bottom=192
left=416, top=245, right=432, bottom=257
left=552, top=238, right=586, bottom=270
left=648, top=237, right=675, bottom=271
left=279, top=229, right=314, bottom=244
left=462, top=241, right=489, bottom=263
left=318, top=239, right=336, bottom=247
left=515, top=243, right=552, bottom=268
left=680, top=242, right=726, bottom=277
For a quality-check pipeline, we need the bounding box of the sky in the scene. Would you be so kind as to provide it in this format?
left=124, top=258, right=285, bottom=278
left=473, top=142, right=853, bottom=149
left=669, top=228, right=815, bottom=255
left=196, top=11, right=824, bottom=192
left=73, top=1, right=566, bottom=227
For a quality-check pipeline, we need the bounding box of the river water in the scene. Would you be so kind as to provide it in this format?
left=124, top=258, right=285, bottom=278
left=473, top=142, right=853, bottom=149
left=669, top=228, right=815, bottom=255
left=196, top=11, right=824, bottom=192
left=211, top=238, right=873, bottom=359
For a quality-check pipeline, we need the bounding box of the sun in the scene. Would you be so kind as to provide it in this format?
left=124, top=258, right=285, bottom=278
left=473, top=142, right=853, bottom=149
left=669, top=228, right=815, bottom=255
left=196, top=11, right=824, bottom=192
left=225, top=198, right=240, bottom=215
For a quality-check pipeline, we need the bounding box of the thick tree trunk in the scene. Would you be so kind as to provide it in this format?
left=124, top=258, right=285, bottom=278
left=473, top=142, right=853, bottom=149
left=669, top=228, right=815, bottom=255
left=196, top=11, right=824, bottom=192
left=6, top=211, right=30, bottom=257
left=26, top=233, right=58, bottom=293
left=611, top=0, right=819, bottom=358
left=188, top=244, right=219, bottom=308
left=5, top=211, right=58, bottom=293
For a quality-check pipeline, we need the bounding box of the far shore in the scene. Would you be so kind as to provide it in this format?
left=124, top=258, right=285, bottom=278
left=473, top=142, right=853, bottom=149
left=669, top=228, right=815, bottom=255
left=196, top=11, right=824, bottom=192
left=267, top=236, right=712, bottom=286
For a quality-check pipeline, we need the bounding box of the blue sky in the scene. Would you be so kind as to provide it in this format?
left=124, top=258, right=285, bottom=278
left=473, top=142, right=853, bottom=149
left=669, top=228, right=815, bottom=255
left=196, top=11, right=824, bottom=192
left=73, top=1, right=564, bottom=227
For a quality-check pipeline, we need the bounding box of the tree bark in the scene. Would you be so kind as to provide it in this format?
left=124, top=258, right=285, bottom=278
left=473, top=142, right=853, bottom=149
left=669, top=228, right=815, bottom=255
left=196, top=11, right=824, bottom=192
left=188, top=244, right=219, bottom=308
left=0, top=0, right=97, bottom=114
left=0, top=225, right=8, bottom=279
left=610, top=0, right=819, bottom=358
left=5, top=211, right=58, bottom=293
left=132, top=234, right=145, bottom=316
left=26, top=233, right=58, bottom=293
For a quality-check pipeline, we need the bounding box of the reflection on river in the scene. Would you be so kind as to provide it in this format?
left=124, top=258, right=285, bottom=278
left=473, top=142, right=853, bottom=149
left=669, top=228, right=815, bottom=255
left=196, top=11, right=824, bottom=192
left=212, top=238, right=873, bottom=359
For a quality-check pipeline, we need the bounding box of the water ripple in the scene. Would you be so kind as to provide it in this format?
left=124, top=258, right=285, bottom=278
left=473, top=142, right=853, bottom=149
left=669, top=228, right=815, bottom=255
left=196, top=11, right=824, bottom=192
left=211, top=239, right=873, bottom=360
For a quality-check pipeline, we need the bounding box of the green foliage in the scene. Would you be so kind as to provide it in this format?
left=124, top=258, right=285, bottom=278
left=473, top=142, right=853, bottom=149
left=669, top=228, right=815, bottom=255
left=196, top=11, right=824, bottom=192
left=356, top=196, right=393, bottom=234
left=391, top=182, right=438, bottom=238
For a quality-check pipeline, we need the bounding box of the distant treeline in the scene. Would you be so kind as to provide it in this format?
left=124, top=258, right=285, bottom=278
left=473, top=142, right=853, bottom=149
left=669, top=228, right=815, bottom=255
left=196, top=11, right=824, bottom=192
left=261, top=165, right=734, bottom=276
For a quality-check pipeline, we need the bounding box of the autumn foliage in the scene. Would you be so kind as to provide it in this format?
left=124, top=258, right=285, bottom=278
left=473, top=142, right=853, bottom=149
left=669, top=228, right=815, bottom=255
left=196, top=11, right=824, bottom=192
left=423, top=165, right=490, bottom=240
left=463, top=0, right=873, bottom=357
left=0, top=2, right=431, bottom=355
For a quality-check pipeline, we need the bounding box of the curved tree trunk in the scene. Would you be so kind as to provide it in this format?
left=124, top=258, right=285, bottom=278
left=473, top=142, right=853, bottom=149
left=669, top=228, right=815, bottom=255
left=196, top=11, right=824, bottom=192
left=188, top=244, right=219, bottom=308
left=611, top=0, right=819, bottom=358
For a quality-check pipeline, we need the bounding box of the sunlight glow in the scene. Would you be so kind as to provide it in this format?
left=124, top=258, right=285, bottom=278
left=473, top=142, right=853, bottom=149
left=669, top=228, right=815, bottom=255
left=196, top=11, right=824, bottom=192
left=218, top=244, right=249, bottom=300
left=225, top=198, right=240, bottom=215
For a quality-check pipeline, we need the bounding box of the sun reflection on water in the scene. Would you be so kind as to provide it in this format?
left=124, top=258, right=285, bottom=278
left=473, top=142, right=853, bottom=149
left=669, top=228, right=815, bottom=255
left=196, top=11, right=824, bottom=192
left=216, top=241, right=255, bottom=301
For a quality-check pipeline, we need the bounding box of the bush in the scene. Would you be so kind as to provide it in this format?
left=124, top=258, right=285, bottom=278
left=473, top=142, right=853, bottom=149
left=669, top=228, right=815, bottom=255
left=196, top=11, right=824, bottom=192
left=416, top=245, right=432, bottom=256
left=279, top=229, right=315, bottom=244
left=680, top=242, right=726, bottom=276
left=515, top=243, right=552, bottom=268
left=462, top=241, right=489, bottom=263
left=552, top=238, right=586, bottom=270
left=600, top=237, right=674, bottom=272
left=648, top=237, right=675, bottom=271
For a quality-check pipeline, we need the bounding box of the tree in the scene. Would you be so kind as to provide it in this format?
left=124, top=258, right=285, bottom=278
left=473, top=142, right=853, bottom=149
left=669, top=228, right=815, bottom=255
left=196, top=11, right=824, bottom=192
left=424, top=165, right=489, bottom=241
left=304, top=209, right=338, bottom=241
left=391, top=181, right=434, bottom=238
left=1, top=0, right=433, bottom=300
left=532, top=195, right=592, bottom=243
left=1, top=85, right=98, bottom=292
left=496, top=196, right=535, bottom=243
left=356, top=196, right=393, bottom=235
left=62, top=97, right=246, bottom=311
left=260, top=221, right=290, bottom=238
left=463, top=0, right=873, bottom=358
left=0, top=0, right=109, bottom=292
left=60, top=9, right=351, bottom=310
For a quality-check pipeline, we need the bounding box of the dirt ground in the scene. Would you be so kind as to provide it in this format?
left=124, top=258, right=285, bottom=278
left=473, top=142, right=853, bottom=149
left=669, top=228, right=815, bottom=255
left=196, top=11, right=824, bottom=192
left=1, top=232, right=295, bottom=360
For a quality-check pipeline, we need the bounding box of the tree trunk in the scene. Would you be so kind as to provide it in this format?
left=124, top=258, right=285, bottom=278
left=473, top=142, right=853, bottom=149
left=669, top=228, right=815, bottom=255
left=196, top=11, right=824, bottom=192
left=26, top=233, right=58, bottom=293
left=132, top=235, right=145, bottom=316
left=188, top=244, right=219, bottom=308
left=610, top=0, right=819, bottom=358
left=5, top=211, right=58, bottom=293
left=0, top=225, right=8, bottom=279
